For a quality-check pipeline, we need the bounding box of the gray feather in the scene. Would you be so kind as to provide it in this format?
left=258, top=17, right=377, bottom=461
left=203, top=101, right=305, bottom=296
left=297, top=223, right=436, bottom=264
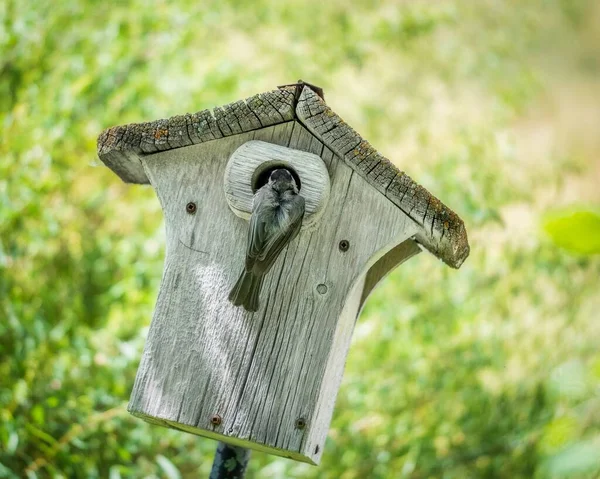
left=229, top=175, right=305, bottom=312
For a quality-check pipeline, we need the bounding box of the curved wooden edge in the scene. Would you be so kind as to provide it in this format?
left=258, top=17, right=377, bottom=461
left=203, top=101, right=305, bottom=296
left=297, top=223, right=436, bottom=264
left=223, top=139, right=331, bottom=229
left=359, top=239, right=422, bottom=311
left=295, top=87, right=469, bottom=269
left=96, top=88, right=297, bottom=184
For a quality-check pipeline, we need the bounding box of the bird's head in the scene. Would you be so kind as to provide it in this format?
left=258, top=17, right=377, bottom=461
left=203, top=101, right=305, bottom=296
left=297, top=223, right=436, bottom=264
left=268, top=168, right=298, bottom=193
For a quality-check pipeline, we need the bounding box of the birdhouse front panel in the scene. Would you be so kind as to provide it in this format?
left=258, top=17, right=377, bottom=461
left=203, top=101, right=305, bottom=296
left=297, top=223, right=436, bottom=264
left=127, top=120, right=420, bottom=463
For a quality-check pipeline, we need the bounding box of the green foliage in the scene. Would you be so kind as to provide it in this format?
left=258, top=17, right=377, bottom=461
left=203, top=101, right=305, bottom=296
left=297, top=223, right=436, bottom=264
left=543, top=209, right=600, bottom=255
left=1, top=0, right=599, bottom=477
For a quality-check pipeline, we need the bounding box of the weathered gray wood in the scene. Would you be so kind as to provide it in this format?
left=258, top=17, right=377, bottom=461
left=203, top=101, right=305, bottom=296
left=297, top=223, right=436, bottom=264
left=295, top=86, right=469, bottom=269
left=303, top=241, right=422, bottom=462
left=223, top=140, right=330, bottom=229
left=97, top=88, right=296, bottom=184
left=98, top=83, right=471, bottom=467
left=97, top=83, right=469, bottom=270
left=359, top=239, right=422, bottom=311
left=128, top=121, right=420, bottom=464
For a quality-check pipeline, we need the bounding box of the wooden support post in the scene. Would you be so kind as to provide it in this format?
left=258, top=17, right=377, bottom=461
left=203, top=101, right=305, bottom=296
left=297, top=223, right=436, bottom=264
left=210, top=443, right=250, bottom=479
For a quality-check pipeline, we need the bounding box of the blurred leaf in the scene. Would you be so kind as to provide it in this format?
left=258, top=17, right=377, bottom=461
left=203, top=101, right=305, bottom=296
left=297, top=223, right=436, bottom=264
left=0, top=462, right=19, bottom=479
left=13, top=380, right=28, bottom=405
left=543, top=436, right=600, bottom=476
left=109, top=466, right=122, bottom=479
left=31, top=405, right=44, bottom=425
left=540, top=417, right=579, bottom=454
left=549, top=360, right=589, bottom=400
left=6, top=432, right=18, bottom=454
left=156, top=454, right=181, bottom=479
left=543, top=209, right=600, bottom=255
left=24, top=424, right=57, bottom=446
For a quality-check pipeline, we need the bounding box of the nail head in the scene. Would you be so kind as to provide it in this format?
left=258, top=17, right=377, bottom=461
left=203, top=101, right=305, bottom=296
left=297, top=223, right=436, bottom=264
left=186, top=202, right=197, bottom=214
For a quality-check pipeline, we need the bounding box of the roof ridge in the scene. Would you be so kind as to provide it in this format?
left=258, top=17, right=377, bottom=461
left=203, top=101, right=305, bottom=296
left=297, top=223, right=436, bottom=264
left=295, top=87, right=469, bottom=268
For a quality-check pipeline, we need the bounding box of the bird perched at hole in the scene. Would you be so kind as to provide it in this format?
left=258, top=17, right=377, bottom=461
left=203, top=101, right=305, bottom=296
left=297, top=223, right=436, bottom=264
left=229, top=168, right=305, bottom=312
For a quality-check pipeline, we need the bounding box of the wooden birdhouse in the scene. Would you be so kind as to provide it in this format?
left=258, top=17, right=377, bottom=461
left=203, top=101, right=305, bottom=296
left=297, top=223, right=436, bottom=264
left=97, top=82, right=469, bottom=465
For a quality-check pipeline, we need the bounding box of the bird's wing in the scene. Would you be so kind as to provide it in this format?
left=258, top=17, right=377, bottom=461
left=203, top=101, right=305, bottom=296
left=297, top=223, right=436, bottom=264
left=245, top=206, right=268, bottom=271
left=253, top=195, right=305, bottom=275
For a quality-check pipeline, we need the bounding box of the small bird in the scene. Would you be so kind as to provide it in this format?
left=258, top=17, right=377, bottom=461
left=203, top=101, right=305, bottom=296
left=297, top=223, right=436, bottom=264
left=229, top=168, right=305, bottom=312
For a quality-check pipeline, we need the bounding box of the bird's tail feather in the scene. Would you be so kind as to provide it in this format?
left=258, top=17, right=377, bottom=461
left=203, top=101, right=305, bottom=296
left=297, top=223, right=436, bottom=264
left=228, top=270, right=264, bottom=312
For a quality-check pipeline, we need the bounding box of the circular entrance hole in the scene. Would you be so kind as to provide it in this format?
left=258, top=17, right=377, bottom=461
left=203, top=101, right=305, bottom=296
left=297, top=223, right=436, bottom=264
left=251, top=161, right=302, bottom=193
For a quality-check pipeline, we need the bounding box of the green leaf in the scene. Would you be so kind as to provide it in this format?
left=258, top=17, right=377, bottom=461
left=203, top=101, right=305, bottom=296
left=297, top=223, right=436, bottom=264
left=24, top=424, right=57, bottom=446
left=6, top=432, right=19, bottom=454
left=543, top=209, right=600, bottom=255
left=109, top=466, right=122, bottom=479
left=539, top=417, right=579, bottom=454
left=31, top=405, right=45, bottom=425
left=543, top=436, right=600, bottom=476
left=156, top=455, right=181, bottom=479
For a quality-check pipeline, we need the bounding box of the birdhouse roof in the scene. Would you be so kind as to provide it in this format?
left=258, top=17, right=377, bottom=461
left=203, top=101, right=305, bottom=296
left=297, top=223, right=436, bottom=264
left=97, top=84, right=469, bottom=268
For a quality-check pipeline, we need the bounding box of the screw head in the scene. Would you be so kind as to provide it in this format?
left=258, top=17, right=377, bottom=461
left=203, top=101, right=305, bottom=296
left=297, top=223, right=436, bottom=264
left=316, top=284, right=328, bottom=295
left=339, top=239, right=350, bottom=252
left=186, top=202, right=197, bottom=214
left=210, top=414, right=222, bottom=426
left=295, top=417, right=306, bottom=430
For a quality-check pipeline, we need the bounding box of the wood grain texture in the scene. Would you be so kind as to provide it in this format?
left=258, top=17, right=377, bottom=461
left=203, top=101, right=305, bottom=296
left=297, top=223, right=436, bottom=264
left=97, top=83, right=469, bottom=269
left=359, top=239, right=422, bottom=311
left=295, top=86, right=470, bottom=269
left=97, top=88, right=296, bottom=184
left=128, top=121, right=420, bottom=464
left=223, top=140, right=330, bottom=229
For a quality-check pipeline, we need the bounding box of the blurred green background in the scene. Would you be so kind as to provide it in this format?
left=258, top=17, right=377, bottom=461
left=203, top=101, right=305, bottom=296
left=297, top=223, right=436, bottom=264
left=1, top=0, right=599, bottom=477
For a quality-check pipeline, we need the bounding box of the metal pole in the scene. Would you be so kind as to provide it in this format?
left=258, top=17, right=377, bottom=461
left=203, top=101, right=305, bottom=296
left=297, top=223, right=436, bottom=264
left=209, top=442, right=251, bottom=479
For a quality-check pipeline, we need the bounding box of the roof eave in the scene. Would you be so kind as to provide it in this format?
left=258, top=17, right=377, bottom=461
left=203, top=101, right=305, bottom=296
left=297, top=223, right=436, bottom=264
left=295, top=87, right=469, bottom=268
left=96, top=87, right=297, bottom=184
